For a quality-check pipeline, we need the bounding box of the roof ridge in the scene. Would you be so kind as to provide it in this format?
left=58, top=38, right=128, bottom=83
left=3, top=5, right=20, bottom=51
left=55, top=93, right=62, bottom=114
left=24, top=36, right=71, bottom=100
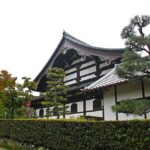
left=63, top=31, right=90, bottom=46
left=63, top=31, right=125, bottom=52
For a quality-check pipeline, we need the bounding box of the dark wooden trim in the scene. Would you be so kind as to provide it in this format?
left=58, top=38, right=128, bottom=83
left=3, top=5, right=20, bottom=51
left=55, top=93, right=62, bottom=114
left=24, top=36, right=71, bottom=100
left=70, top=109, right=104, bottom=114
left=114, top=85, right=118, bottom=120
left=65, top=59, right=96, bottom=72
left=66, top=64, right=96, bottom=76
left=64, top=72, right=96, bottom=83
left=141, top=80, right=147, bottom=119
left=83, top=92, right=86, bottom=116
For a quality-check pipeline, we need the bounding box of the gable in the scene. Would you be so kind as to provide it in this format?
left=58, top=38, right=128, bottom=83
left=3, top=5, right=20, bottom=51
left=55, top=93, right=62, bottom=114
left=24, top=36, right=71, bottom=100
left=34, top=31, right=124, bottom=91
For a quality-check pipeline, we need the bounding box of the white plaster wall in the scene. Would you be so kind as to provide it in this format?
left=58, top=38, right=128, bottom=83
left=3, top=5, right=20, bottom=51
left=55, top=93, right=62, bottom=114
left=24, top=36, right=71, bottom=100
left=117, top=81, right=142, bottom=102
left=103, top=81, right=149, bottom=121
left=118, top=113, right=145, bottom=120
left=80, top=66, right=96, bottom=76
left=65, top=113, right=83, bottom=119
left=144, top=80, right=150, bottom=97
left=35, top=109, right=39, bottom=117
left=64, top=72, right=77, bottom=81
left=65, top=80, right=76, bottom=86
left=101, top=68, right=112, bottom=75
left=80, top=74, right=96, bottom=81
left=86, top=99, right=94, bottom=111
left=86, top=111, right=103, bottom=117
left=77, top=101, right=83, bottom=112
left=81, top=61, right=95, bottom=68
left=65, top=68, right=76, bottom=74
left=146, top=112, right=150, bottom=119
left=104, top=88, right=116, bottom=120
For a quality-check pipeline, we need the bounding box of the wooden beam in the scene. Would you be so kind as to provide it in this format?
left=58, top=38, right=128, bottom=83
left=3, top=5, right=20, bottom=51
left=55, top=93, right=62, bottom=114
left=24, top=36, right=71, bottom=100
left=114, top=85, right=118, bottom=120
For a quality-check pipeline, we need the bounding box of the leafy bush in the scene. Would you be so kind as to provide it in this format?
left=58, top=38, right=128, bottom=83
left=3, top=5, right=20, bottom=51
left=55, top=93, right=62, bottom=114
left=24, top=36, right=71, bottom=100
left=0, top=119, right=150, bottom=149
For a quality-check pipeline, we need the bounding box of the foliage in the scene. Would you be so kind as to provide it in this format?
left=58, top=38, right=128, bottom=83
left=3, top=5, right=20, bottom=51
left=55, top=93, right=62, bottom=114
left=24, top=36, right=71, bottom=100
left=0, top=70, right=36, bottom=119
left=112, top=99, right=150, bottom=115
left=117, top=50, right=150, bottom=79
left=42, top=68, right=68, bottom=118
left=114, top=15, right=150, bottom=115
left=117, top=15, right=150, bottom=79
left=0, top=119, right=150, bottom=149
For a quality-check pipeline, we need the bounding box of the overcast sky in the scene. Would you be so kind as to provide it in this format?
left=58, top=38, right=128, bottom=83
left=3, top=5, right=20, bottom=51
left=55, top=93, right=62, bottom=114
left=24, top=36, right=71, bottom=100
left=0, top=0, right=150, bottom=82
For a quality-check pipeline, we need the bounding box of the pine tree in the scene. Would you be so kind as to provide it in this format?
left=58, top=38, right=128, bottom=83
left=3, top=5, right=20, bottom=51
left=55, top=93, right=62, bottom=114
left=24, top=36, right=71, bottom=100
left=42, top=68, right=68, bottom=119
left=113, top=15, right=150, bottom=115
left=117, top=15, right=150, bottom=79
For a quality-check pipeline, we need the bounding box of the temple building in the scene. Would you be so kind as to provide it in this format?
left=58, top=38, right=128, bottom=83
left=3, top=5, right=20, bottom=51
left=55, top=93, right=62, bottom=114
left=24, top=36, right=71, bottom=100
left=32, top=32, right=150, bottom=120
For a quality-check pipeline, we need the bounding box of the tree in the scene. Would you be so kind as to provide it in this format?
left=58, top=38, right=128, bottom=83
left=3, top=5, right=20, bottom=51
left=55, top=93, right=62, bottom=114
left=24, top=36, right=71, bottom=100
left=0, top=70, right=36, bottom=119
left=42, top=68, right=68, bottom=119
left=117, top=15, right=150, bottom=79
left=113, top=15, right=150, bottom=115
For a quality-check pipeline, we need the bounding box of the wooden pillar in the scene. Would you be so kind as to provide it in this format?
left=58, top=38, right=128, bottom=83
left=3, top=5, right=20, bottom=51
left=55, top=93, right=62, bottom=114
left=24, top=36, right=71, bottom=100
left=114, top=85, right=118, bottom=120
left=83, top=91, right=86, bottom=116
left=141, top=80, right=147, bottom=119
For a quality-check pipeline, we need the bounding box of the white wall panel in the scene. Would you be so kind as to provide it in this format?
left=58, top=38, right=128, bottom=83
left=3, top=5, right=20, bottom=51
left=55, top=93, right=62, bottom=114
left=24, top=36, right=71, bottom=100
left=118, top=113, right=144, bottom=120
left=86, top=99, right=94, bottom=111
left=144, top=80, right=150, bottom=97
left=65, top=80, right=76, bottom=85
left=117, top=82, right=142, bottom=102
left=86, top=111, right=103, bottom=117
left=101, top=68, right=112, bottom=75
left=81, top=61, right=95, bottom=68
left=64, top=73, right=77, bottom=81
left=65, top=68, right=77, bottom=74
left=80, top=66, right=96, bottom=76
left=80, top=74, right=96, bottom=81
left=104, top=88, right=116, bottom=120
left=65, top=113, right=83, bottom=119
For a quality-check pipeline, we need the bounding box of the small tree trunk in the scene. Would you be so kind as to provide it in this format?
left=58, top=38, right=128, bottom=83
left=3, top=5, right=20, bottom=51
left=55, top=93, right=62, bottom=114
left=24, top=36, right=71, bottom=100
left=46, top=106, right=49, bottom=119
left=63, top=104, right=65, bottom=119
left=10, top=108, right=14, bottom=119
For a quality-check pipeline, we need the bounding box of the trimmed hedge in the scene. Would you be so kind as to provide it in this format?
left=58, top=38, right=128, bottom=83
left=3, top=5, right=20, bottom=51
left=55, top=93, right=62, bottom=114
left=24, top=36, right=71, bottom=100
left=0, top=119, right=150, bottom=149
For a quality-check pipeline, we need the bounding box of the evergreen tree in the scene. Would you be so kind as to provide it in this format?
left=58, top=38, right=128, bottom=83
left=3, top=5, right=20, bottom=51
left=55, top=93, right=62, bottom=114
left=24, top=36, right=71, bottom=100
left=117, top=15, right=150, bottom=78
left=113, top=15, right=150, bottom=115
left=42, top=68, right=68, bottom=119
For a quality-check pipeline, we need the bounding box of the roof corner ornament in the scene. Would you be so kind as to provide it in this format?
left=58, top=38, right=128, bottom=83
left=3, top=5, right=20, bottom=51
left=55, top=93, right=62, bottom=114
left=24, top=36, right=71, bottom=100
left=81, top=55, right=87, bottom=61
left=62, top=47, right=70, bottom=55
left=104, top=58, right=112, bottom=65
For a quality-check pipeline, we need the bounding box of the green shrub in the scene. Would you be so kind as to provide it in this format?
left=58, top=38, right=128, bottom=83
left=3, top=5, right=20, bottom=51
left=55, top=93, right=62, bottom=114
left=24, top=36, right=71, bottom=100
left=0, top=119, right=150, bottom=149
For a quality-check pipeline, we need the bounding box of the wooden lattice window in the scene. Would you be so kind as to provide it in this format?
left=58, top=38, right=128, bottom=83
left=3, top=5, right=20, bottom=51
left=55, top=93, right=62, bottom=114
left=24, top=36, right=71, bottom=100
left=39, top=109, right=44, bottom=117
left=93, top=94, right=103, bottom=111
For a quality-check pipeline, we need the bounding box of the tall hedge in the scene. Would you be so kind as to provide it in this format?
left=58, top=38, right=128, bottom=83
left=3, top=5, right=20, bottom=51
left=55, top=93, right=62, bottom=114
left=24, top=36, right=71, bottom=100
left=0, top=119, right=150, bottom=149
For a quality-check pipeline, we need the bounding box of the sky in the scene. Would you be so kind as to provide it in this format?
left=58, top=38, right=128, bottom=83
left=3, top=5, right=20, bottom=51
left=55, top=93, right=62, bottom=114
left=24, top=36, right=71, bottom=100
left=0, top=0, right=150, bottom=83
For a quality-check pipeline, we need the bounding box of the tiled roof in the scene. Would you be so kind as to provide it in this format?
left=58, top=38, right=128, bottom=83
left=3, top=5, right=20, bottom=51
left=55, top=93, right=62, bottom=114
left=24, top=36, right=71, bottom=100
left=85, top=66, right=127, bottom=90
left=63, top=31, right=124, bottom=52
left=34, top=31, right=125, bottom=85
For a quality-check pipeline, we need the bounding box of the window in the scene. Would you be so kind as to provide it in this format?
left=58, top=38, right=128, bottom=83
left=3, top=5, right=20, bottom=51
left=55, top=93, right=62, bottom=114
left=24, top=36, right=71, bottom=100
left=93, top=94, right=103, bottom=111
left=71, top=103, right=77, bottom=113
left=93, top=99, right=101, bottom=111
left=39, top=109, right=44, bottom=117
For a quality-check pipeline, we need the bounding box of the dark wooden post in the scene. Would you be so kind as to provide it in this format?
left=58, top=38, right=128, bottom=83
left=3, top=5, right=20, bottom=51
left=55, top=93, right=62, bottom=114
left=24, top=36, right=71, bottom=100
left=141, top=80, right=147, bottom=119
left=83, top=91, right=86, bottom=116
left=114, top=85, right=118, bottom=120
